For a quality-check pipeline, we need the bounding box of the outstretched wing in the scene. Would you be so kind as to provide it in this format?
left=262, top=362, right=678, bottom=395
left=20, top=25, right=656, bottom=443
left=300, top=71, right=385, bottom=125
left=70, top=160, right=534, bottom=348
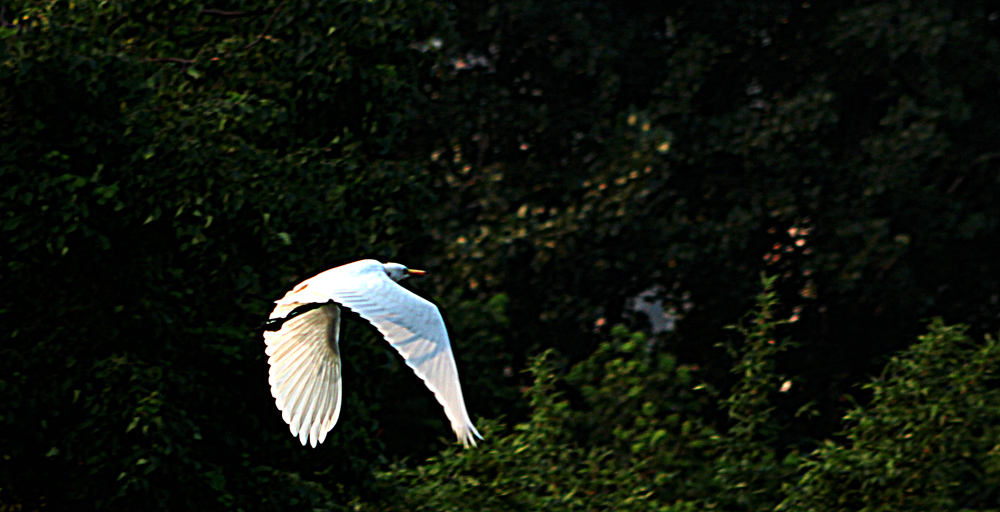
left=314, top=269, right=481, bottom=447
left=263, top=301, right=343, bottom=448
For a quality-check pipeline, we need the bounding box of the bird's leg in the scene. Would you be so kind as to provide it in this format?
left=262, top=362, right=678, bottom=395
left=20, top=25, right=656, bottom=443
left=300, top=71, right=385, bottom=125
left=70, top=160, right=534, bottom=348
left=260, top=301, right=332, bottom=331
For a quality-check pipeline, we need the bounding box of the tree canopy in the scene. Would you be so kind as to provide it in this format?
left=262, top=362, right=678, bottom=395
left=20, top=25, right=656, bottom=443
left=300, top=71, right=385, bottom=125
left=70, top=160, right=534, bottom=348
left=2, top=0, right=999, bottom=510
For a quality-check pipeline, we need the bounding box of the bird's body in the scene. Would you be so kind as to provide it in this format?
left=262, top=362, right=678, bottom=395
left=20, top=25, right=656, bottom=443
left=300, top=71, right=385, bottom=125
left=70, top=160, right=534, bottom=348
left=262, top=260, right=481, bottom=448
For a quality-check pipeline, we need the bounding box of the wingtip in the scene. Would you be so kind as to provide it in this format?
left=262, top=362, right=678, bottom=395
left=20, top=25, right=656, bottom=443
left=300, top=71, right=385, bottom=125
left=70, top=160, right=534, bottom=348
left=457, top=424, right=483, bottom=448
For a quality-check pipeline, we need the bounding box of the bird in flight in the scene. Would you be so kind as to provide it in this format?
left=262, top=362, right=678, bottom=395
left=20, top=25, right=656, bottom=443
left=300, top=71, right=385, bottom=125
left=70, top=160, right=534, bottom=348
left=262, top=259, right=482, bottom=448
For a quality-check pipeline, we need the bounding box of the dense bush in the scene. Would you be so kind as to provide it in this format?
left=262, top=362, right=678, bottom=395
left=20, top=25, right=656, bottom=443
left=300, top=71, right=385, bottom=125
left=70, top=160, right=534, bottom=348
left=780, top=320, right=1000, bottom=511
left=359, top=280, right=1000, bottom=511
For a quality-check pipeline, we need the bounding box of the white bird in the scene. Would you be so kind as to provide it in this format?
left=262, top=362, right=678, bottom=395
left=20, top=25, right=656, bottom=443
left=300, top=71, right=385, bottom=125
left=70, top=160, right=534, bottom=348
left=262, top=259, right=482, bottom=448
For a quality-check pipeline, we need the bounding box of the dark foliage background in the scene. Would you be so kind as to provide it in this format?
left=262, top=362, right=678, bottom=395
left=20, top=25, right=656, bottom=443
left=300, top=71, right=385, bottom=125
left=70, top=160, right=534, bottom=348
left=2, top=0, right=998, bottom=510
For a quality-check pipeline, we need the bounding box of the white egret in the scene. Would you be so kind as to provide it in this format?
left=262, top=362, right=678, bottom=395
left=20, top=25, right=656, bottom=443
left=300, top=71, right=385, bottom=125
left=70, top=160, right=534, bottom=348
left=262, top=259, right=482, bottom=448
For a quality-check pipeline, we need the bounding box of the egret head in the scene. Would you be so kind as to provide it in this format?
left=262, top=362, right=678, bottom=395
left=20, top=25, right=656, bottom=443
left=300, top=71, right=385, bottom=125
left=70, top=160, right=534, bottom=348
left=383, top=262, right=427, bottom=282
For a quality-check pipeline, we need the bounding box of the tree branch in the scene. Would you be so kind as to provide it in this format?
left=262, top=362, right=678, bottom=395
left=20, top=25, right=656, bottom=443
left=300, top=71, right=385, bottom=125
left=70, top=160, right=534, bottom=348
left=243, top=2, right=285, bottom=50
left=201, top=8, right=272, bottom=19
left=106, top=14, right=128, bottom=35
left=147, top=57, right=196, bottom=65
left=145, top=2, right=287, bottom=68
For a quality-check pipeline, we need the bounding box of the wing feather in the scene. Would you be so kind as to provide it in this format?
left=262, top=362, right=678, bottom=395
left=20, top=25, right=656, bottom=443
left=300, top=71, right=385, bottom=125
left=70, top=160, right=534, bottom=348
left=320, top=268, right=482, bottom=447
left=263, top=302, right=343, bottom=448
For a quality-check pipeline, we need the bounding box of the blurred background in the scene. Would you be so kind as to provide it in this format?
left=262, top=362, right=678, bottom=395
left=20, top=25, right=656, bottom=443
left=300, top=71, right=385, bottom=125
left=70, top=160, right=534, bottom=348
left=2, top=0, right=999, bottom=510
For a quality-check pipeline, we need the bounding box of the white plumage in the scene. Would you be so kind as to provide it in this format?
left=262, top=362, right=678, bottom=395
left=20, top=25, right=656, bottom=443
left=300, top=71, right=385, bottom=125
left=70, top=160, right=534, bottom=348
left=262, top=259, right=482, bottom=448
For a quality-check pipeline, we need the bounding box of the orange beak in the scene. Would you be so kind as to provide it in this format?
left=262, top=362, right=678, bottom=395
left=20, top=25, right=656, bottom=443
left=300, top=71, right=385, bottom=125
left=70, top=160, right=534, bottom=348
left=407, top=268, right=428, bottom=276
